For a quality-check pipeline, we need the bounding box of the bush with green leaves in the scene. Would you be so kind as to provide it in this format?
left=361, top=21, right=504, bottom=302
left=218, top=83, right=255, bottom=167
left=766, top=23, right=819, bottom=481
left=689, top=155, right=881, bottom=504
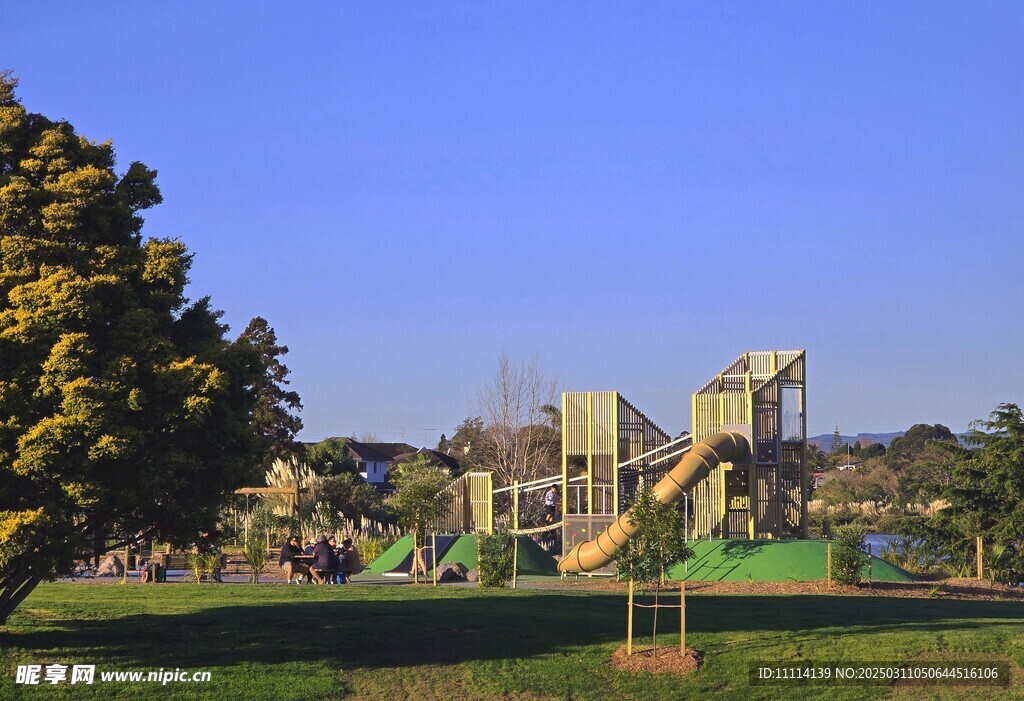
left=241, top=536, right=268, bottom=584
left=182, top=552, right=221, bottom=583
left=877, top=534, right=941, bottom=575
left=830, top=525, right=868, bottom=585
left=392, top=457, right=452, bottom=545
left=613, top=489, right=692, bottom=585
left=477, top=532, right=515, bottom=588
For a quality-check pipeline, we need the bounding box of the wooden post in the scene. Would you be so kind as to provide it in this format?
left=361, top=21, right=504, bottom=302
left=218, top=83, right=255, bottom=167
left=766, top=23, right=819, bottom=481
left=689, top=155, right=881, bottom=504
left=680, top=579, right=686, bottom=655
left=976, top=536, right=983, bottom=580
left=627, top=580, right=634, bottom=656
left=867, top=544, right=872, bottom=590
left=826, top=543, right=832, bottom=589
left=512, top=537, right=519, bottom=589
left=413, top=532, right=420, bottom=585
left=512, top=481, right=519, bottom=531
left=432, top=533, right=437, bottom=587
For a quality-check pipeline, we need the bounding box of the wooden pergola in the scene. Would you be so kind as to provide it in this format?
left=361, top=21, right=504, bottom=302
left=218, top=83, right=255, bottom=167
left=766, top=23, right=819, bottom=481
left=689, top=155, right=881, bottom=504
left=233, top=484, right=309, bottom=545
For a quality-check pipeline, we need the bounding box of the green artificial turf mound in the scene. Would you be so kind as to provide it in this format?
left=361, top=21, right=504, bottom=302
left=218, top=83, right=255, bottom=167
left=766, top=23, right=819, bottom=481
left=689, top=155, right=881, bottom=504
left=364, top=534, right=415, bottom=574
left=365, top=534, right=559, bottom=576
left=669, top=538, right=914, bottom=582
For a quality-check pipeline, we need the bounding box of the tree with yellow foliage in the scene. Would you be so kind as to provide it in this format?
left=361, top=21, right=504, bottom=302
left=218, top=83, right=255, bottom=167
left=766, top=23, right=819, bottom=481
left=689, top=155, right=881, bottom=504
left=0, top=72, right=275, bottom=622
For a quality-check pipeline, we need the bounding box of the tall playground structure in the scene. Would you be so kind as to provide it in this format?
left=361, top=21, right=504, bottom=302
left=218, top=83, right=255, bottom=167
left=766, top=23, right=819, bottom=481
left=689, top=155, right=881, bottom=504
left=559, top=349, right=807, bottom=573
left=368, top=349, right=911, bottom=582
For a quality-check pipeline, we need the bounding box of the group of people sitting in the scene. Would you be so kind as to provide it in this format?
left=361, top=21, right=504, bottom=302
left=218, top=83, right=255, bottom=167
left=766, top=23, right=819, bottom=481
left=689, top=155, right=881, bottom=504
left=278, top=534, right=362, bottom=584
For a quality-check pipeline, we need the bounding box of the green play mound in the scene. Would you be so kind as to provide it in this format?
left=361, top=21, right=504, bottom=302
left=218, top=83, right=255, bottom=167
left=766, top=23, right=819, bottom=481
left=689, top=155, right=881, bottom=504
left=364, top=534, right=559, bottom=576
left=437, top=535, right=560, bottom=576
left=364, top=535, right=416, bottom=574
left=667, top=539, right=914, bottom=582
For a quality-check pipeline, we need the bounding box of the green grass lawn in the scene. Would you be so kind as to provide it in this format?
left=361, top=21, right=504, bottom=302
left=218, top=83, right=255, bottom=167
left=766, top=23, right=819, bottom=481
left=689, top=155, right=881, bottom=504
left=1, top=583, right=1022, bottom=700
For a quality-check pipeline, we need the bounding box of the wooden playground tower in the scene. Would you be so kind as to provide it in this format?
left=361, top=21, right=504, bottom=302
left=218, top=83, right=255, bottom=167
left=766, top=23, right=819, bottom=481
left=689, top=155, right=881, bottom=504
left=561, top=350, right=807, bottom=559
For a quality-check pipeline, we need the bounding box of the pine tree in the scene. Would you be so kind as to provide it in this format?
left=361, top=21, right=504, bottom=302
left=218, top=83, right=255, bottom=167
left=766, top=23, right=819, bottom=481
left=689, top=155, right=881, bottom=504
left=830, top=423, right=843, bottom=457
left=238, top=317, right=303, bottom=469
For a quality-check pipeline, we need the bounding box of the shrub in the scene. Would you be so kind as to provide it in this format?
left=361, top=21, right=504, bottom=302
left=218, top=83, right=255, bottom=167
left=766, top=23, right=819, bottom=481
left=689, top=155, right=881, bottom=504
left=877, top=534, right=942, bottom=575
left=242, top=537, right=268, bottom=584
left=183, top=552, right=222, bottom=583
left=477, top=532, right=515, bottom=588
left=830, top=525, right=868, bottom=585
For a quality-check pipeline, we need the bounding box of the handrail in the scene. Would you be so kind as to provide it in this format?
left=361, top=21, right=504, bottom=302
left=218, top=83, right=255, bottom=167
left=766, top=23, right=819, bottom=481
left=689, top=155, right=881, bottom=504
left=493, top=473, right=588, bottom=494
left=617, top=434, right=692, bottom=468
left=493, top=473, right=562, bottom=494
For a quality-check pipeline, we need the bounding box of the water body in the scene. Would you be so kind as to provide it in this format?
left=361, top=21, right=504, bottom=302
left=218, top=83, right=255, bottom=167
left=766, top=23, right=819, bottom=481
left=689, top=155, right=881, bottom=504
left=862, top=533, right=898, bottom=554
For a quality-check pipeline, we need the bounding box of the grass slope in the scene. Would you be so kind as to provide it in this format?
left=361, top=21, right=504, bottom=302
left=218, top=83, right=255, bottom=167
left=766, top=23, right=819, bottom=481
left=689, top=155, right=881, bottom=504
left=669, top=539, right=914, bottom=582
left=2, top=583, right=1021, bottom=700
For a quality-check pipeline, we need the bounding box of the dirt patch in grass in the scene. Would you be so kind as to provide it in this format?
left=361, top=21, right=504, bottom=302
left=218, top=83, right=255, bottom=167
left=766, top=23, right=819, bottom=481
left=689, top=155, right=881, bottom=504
left=611, top=645, right=702, bottom=677
left=542, top=577, right=1024, bottom=602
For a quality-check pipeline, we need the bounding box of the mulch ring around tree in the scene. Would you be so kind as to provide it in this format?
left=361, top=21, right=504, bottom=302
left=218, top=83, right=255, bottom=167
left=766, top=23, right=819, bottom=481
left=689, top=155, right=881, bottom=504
left=611, top=645, right=703, bottom=677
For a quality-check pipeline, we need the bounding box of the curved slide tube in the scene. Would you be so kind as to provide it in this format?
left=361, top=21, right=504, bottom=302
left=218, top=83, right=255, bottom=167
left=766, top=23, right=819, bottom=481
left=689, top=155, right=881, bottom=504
left=558, top=431, right=750, bottom=573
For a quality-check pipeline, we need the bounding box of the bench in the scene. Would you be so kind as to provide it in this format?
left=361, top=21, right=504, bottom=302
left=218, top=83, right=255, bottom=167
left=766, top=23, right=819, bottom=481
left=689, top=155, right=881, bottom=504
left=220, top=557, right=253, bottom=575
left=147, top=552, right=270, bottom=578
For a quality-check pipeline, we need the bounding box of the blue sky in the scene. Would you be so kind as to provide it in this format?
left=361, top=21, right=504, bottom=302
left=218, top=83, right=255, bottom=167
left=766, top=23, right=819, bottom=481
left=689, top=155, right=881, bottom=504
left=4, top=2, right=1023, bottom=443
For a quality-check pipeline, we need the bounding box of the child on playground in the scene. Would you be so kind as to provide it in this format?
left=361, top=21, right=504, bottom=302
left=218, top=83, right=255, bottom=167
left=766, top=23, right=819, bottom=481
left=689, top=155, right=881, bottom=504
left=544, top=485, right=558, bottom=523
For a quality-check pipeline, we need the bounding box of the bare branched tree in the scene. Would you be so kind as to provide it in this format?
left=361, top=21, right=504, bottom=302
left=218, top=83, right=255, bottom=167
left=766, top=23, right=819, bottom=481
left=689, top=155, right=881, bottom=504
left=474, top=354, right=561, bottom=491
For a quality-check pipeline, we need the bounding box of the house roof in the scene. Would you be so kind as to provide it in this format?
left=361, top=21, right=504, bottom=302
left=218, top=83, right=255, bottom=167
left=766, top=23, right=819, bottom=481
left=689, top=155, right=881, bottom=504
left=343, top=439, right=421, bottom=463
left=360, top=442, right=417, bottom=460
left=392, top=448, right=461, bottom=472
left=344, top=440, right=393, bottom=463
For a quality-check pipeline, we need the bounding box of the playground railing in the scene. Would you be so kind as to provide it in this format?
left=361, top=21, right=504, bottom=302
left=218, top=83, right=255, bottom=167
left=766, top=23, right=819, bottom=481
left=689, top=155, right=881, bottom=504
left=433, top=472, right=493, bottom=534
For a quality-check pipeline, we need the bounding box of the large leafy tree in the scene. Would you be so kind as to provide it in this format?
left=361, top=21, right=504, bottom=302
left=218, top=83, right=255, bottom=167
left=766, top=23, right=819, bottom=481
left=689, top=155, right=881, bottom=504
left=0, top=73, right=265, bottom=622
left=886, top=423, right=958, bottom=470
left=305, top=436, right=357, bottom=476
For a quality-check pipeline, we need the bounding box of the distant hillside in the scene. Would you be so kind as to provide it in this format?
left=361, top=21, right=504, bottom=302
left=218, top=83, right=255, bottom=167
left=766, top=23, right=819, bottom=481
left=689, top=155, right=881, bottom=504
left=809, top=430, right=972, bottom=449
left=808, top=432, right=904, bottom=449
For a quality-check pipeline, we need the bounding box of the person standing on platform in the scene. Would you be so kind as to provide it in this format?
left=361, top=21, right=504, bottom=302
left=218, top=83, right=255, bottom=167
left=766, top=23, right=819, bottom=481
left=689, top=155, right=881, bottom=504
left=544, top=485, right=558, bottom=523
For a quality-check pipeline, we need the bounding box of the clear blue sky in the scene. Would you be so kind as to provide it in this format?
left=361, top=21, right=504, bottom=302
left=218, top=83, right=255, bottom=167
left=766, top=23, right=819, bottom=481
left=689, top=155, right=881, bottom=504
left=4, top=3, right=1023, bottom=443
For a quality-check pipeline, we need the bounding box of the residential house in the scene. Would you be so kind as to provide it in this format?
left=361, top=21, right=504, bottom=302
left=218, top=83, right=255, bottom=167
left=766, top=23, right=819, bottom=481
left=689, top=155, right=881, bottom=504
left=343, top=440, right=416, bottom=494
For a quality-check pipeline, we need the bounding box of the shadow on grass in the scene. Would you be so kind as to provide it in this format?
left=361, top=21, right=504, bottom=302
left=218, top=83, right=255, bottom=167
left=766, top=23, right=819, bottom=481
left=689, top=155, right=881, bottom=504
left=8, top=592, right=1024, bottom=671
left=685, top=540, right=767, bottom=580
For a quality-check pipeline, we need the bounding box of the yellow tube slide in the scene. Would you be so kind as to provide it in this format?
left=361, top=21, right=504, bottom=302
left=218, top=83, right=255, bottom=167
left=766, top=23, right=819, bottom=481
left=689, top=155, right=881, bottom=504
left=558, top=431, right=749, bottom=573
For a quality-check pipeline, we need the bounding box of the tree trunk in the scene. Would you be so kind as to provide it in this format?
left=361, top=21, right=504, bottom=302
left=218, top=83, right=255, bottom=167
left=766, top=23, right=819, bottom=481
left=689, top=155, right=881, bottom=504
left=0, top=573, right=42, bottom=626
